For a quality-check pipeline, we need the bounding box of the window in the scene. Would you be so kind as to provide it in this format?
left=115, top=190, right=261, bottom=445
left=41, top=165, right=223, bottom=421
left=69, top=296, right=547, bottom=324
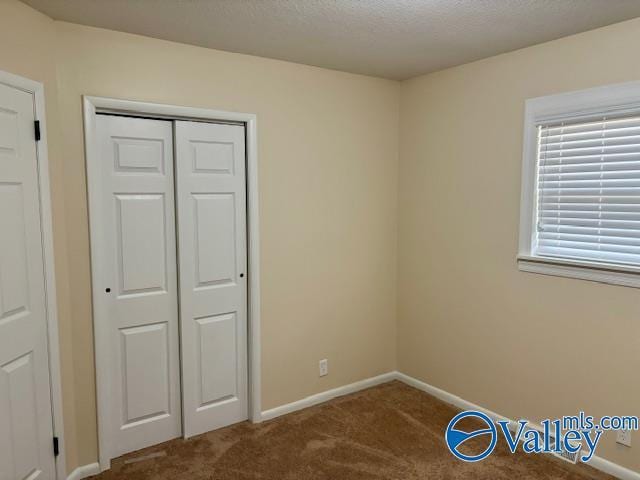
left=518, top=82, right=640, bottom=287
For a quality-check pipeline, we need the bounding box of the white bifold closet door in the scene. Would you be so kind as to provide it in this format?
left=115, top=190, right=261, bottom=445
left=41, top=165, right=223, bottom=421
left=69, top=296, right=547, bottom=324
left=94, top=115, right=248, bottom=458
left=174, top=121, right=248, bottom=438
left=96, top=115, right=182, bottom=456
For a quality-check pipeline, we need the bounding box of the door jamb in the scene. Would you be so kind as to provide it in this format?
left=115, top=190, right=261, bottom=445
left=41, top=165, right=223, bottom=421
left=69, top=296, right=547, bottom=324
left=0, top=69, right=67, bottom=479
left=82, top=96, right=262, bottom=472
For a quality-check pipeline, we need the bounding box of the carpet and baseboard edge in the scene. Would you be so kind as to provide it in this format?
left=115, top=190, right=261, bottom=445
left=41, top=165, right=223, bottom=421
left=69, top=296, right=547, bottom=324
left=66, top=462, right=100, bottom=480
left=68, top=371, right=639, bottom=480
left=394, top=372, right=639, bottom=480
left=262, top=371, right=640, bottom=480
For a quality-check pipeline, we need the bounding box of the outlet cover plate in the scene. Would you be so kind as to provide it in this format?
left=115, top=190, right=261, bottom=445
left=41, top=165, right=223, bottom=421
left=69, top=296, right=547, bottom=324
left=617, top=430, right=632, bottom=447
left=319, top=359, right=328, bottom=377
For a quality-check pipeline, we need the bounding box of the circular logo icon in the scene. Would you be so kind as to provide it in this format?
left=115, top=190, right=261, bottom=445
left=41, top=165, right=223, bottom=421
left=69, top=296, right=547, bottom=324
left=445, top=411, right=497, bottom=462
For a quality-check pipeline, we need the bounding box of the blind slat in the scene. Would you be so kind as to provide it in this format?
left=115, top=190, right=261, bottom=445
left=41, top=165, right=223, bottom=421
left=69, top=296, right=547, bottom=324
left=539, top=188, right=640, bottom=195
left=540, top=214, right=640, bottom=223
left=540, top=202, right=640, bottom=208
left=540, top=143, right=640, bottom=157
left=535, top=113, right=640, bottom=265
left=538, top=180, right=640, bottom=188
left=540, top=197, right=640, bottom=204
left=541, top=134, right=640, bottom=149
left=541, top=124, right=640, bottom=143
left=536, top=246, right=640, bottom=265
left=538, top=238, right=640, bottom=255
left=539, top=159, right=640, bottom=170
left=539, top=227, right=640, bottom=241
left=542, top=116, right=640, bottom=135
left=539, top=170, right=640, bottom=180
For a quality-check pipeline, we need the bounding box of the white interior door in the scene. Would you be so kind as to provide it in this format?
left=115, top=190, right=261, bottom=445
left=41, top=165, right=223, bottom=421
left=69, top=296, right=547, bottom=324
left=95, top=115, right=181, bottom=457
left=175, top=121, right=248, bottom=437
left=0, top=83, right=56, bottom=478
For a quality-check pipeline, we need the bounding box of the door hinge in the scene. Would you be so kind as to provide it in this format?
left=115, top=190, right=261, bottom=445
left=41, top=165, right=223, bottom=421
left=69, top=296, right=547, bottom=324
left=34, top=120, right=41, bottom=142
left=53, top=436, right=59, bottom=457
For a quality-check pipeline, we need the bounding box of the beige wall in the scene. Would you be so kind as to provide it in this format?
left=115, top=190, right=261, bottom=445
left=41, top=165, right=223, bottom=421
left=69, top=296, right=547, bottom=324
left=53, top=17, right=399, bottom=469
left=398, top=17, right=640, bottom=473
left=56, top=15, right=399, bottom=464
left=1, top=0, right=399, bottom=471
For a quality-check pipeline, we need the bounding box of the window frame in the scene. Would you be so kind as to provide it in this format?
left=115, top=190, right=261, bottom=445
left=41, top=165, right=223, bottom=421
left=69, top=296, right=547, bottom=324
left=518, top=81, right=640, bottom=288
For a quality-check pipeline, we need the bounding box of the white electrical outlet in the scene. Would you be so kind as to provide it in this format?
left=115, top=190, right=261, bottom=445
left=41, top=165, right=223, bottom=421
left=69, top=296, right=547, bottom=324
left=319, top=359, right=328, bottom=377
left=617, top=429, right=632, bottom=447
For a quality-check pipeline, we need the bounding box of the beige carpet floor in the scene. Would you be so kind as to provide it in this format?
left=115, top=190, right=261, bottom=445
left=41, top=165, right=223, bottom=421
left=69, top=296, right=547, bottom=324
left=90, top=381, right=615, bottom=480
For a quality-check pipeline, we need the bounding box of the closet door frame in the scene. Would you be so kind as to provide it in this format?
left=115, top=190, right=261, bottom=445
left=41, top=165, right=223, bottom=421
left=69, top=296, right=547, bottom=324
left=83, top=96, right=261, bottom=472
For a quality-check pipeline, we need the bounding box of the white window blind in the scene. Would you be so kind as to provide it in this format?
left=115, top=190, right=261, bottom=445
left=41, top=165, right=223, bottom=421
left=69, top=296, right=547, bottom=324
left=536, top=113, right=640, bottom=267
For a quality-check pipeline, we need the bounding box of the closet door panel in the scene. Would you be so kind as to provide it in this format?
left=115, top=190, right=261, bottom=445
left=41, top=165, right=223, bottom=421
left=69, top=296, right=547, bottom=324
left=96, top=115, right=182, bottom=457
left=175, top=121, right=248, bottom=437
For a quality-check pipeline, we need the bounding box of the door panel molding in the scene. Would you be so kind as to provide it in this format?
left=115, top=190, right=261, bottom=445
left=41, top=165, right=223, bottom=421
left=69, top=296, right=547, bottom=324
left=0, top=69, right=66, bottom=479
left=83, top=96, right=261, bottom=472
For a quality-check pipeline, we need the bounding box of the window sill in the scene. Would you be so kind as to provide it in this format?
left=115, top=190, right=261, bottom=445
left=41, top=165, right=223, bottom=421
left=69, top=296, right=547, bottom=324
left=517, top=255, right=640, bottom=288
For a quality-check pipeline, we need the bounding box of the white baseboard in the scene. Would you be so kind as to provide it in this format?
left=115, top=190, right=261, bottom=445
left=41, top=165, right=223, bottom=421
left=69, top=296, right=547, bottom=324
left=396, top=372, right=502, bottom=420
left=588, top=456, right=640, bottom=480
left=66, top=462, right=100, bottom=480
left=395, top=372, right=640, bottom=480
left=261, top=372, right=396, bottom=421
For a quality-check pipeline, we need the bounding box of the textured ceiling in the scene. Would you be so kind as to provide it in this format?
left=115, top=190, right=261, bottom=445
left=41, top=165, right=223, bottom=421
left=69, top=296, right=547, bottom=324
left=21, top=0, right=640, bottom=80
